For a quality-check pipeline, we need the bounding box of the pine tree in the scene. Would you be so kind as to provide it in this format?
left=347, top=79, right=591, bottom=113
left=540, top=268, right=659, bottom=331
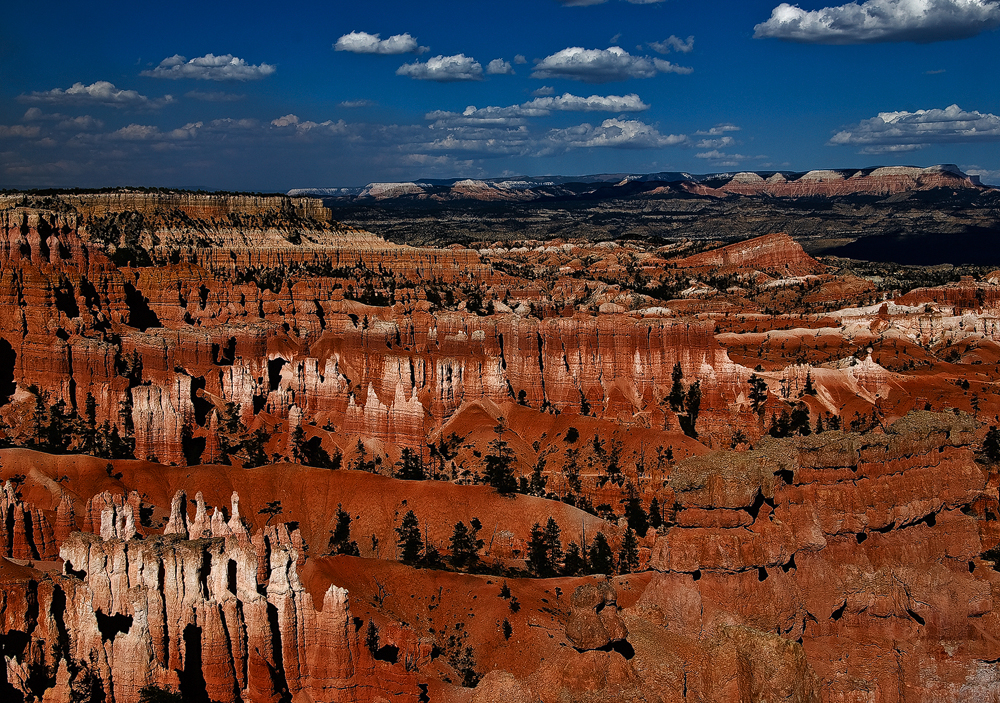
left=984, top=426, right=1000, bottom=463
left=668, top=362, right=685, bottom=412
left=648, top=497, right=663, bottom=530
left=680, top=381, right=701, bottom=438
left=815, top=415, right=825, bottom=434
left=527, top=522, right=549, bottom=575
left=618, top=528, right=639, bottom=574
left=484, top=417, right=517, bottom=494
left=396, top=510, right=424, bottom=565
left=528, top=455, right=548, bottom=496
left=394, top=447, right=425, bottom=480
left=563, top=542, right=584, bottom=576
left=803, top=371, right=817, bottom=396
left=543, top=517, right=563, bottom=569
left=449, top=521, right=483, bottom=569
left=328, top=504, right=360, bottom=556
left=748, top=374, right=768, bottom=416
left=587, top=532, right=615, bottom=575
left=623, top=487, right=649, bottom=537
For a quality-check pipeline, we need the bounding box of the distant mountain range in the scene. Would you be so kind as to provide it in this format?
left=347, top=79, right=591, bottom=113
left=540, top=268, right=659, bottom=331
left=288, top=165, right=985, bottom=202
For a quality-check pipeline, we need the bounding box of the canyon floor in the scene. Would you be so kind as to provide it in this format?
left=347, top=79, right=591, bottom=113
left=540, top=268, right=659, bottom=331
left=1, top=187, right=999, bottom=702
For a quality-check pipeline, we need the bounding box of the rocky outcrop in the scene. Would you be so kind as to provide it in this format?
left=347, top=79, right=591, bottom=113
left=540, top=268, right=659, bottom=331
left=670, top=233, right=825, bottom=277
left=642, top=412, right=1000, bottom=702
left=0, top=489, right=423, bottom=703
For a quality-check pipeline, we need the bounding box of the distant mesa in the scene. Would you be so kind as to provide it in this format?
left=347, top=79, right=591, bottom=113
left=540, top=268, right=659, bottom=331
left=289, top=164, right=984, bottom=203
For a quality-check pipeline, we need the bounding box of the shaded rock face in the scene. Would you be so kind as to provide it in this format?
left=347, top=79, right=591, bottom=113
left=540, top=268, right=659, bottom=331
left=565, top=582, right=628, bottom=652
left=0, top=490, right=422, bottom=703
left=640, top=412, right=1000, bottom=702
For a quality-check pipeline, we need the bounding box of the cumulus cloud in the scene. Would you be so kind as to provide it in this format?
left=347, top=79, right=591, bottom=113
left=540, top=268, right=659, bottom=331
left=486, top=59, right=515, bottom=75
left=110, top=122, right=204, bottom=141
left=334, top=31, right=427, bottom=54
left=829, top=104, right=1000, bottom=153
left=57, top=115, right=104, bottom=131
left=0, top=125, right=41, bottom=139
left=185, top=90, right=245, bottom=102
left=514, top=55, right=528, bottom=64
left=649, top=35, right=695, bottom=53
left=397, top=54, right=484, bottom=81
left=426, top=93, right=651, bottom=127
left=269, top=114, right=348, bottom=135
left=754, top=0, right=1000, bottom=44
left=532, top=47, right=691, bottom=82
left=19, top=81, right=174, bottom=110
left=696, top=123, right=741, bottom=136
left=142, top=54, right=276, bottom=81
left=339, top=99, right=375, bottom=108
left=532, top=86, right=555, bottom=96
left=545, top=118, right=685, bottom=151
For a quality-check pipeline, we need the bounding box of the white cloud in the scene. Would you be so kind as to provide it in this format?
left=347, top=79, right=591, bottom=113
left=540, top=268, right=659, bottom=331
left=532, top=47, right=691, bottom=82
left=269, top=114, right=347, bottom=134
left=754, top=0, right=1000, bottom=44
left=141, top=54, right=276, bottom=81
left=829, top=104, right=1000, bottom=152
left=486, top=59, right=515, bottom=75
left=20, top=81, right=174, bottom=110
left=529, top=93, right=650, bottom=112
left=965, top=165, right=1000, bottom=184
left=185, top=90, right=245, bottom=102
left=696, top=136, right=735, bottom=148
left=545, top=118, right=685, bottom=150
left=57, top=115, right=104, bottom=131
left=339, top=99, right=375, bottom=108
left=514, top=55, right=528, bottom=64
left=0, top=125, right=41, bottom=138
left=649, top=35, right=695, bottom=53
left=334, top=31, right=427, bottom=55
left=532, top=86, right=555, bottom=96
left=397, top=54, right=484, bottom=82
left=426, top=93, right=651, bottom=127
left=696, top=123, right=741, bottom=136
left=110, top=122, right=203, bottom=141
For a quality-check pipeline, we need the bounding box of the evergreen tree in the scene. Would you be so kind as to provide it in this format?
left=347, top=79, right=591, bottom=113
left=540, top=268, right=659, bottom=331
left=668, top=362, right=685, bottom=412
left=83, top=392, right=99, bottom=455
left=527, top=522, right=549, bottom=575
left=984, top=426, right=1000, bottom=463
left=484, top=417, right=517, bottom=494
left=528, top=455, right=548, bottom=496
left=618, top=528, right=639, bottom=574
left=623, top=492, right=649, bottom=537
left=815, top=415, right=825, bottom=434
left=242, top=427, right=270, bottom=468
left=328, top=504, right=360, bottom=556
left=449, top=521, right=483, bottom=570
left=563, top=542, right=584, bottom=576
left=394, top=447, right=425, bottom=480
left=587, top=532, right=615, bottom=575
left=396, top=510, right=424, bottom=565
left=789, top=404, right=811, bottom=436
left=679, top=381, right=701, bottom=438
left=648, top=497, right=663, bottom=530
left=803, top=371, right=817, bottom=396
left=543, top=517, right=563, bottom=569
left=748, top=374, right=768, bottom=416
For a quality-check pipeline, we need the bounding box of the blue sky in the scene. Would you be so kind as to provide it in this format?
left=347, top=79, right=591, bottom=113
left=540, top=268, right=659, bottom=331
left=2, top=0, right=999, bottom=190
